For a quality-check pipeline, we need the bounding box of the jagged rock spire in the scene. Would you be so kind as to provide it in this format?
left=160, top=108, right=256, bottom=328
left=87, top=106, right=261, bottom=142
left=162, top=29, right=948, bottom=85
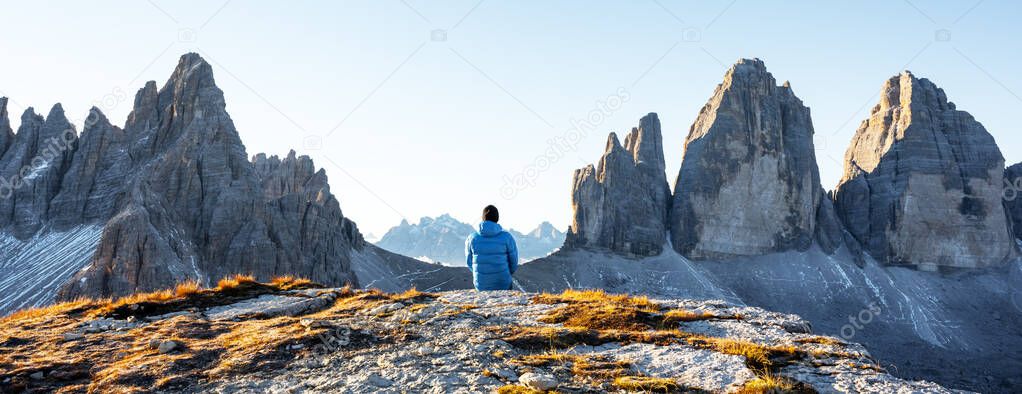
left=834, top=72, right=1016, bottom=269
left=669, top=58, right=839, bottom=259
left=565, top=113, right=670, bottom=256
left=49, top=107, right=130, bottom=228
left=0, top=98, right=13, bottom=158
left=0, top=104, right=77, bottom=237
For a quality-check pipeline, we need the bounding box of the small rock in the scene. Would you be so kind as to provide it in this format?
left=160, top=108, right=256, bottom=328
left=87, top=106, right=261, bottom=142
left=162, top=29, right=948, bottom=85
left=62, top=333, right=84, bottom=341
left=368, top=302, right=405, bottom=315
left=29, top=372, right=45, bottom=380
left=148, top=339, right=162, bottom=350
left=366, top=373, right=393, bottom=387
left=493, top=367, right=518, bottom=381
left=157, top=340, right=179, bottom=354
left=519, top=372, right=558, bottom=391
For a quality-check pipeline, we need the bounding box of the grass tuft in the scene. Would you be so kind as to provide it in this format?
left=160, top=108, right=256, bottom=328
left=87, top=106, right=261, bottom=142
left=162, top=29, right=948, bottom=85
left=735, top=373, right=812, bottom=393
left=612, top=376, right=681, bottom=393
left=496, top=385, right=548, bottom=394
left=216, top=274, right=258, bottom=291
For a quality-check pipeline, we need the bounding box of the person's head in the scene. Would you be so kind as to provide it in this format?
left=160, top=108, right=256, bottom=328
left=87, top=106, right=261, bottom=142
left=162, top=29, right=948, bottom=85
left=482, top=205, right=499, bottom=223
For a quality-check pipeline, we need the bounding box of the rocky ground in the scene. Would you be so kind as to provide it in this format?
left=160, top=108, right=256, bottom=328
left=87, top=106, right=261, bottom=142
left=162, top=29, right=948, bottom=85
left=0, top=278, right=962, bottom=393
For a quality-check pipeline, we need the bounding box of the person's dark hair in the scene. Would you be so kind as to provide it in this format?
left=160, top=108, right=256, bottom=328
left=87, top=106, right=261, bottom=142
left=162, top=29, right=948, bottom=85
left=483, top=205, right=499, bottom=223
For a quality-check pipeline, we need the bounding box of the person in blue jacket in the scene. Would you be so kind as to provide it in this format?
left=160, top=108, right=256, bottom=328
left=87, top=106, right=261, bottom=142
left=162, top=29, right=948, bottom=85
left=465, top=205, right=519, bottom=291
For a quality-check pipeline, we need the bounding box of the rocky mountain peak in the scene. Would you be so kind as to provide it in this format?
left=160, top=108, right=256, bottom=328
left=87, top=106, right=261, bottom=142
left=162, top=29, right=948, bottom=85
left=834, top=71, right=1014, bottom=269
left=0, top=285, right=961, bottom=393
left=670, top=59, right=840, bottom=260
left=565, top=113, right=671, bottom=256
left=0, top=97, right=12, bottom=157
left=623, top=112, right=665, bottom=173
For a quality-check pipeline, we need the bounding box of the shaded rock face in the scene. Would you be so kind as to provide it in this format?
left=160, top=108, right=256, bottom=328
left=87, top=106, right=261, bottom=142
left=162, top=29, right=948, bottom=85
left=1008, top=163, right=1022, bottom=242
left=0, top=104, right=77, bottom=238
left=55, top=54, right=363, bottom=299
left=669, top=59, right=838, bottom=260
left=833, top=72, right=1015, bottom=269
left=0, top=53, right=432, bottom=308
left=565, top=113, right=670, bottom=256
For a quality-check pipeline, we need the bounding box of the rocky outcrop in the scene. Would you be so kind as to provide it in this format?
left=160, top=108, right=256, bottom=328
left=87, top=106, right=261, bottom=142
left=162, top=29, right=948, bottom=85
left=1004, top=162, right=1022, bottom=242
left=833, top=71, right=1015, bottom=269
left=0, top=53, right=468, bottom=313
left=0, top=286, right=958, bottom=393
left=565, top=113, right=670, bottom=256
left=669, top=59, right=839, bottom=260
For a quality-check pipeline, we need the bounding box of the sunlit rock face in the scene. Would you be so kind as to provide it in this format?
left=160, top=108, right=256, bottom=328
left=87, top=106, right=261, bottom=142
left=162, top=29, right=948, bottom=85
left=565, top=113, right=671, bottom=257
left=833, top=71, right=1015, bottom=270
left=669, top=59, right=839, bottom=260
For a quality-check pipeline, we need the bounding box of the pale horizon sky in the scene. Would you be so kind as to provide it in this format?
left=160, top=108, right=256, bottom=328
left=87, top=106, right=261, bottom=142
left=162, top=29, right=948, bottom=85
left=1, top=1, right=1019, bottom=236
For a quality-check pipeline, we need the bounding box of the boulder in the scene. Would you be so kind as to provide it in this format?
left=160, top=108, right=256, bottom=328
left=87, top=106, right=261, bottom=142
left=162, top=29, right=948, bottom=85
left=833, top=71, right=1015, bottom=269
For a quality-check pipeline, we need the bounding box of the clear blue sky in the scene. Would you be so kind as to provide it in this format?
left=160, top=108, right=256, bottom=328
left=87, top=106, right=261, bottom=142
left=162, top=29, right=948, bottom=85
left=1, top=1, right=1019, bottom=236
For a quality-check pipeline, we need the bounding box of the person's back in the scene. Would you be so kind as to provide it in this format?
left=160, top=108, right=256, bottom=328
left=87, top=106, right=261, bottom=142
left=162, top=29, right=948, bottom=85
left=465, top=205, right=518, bottom=291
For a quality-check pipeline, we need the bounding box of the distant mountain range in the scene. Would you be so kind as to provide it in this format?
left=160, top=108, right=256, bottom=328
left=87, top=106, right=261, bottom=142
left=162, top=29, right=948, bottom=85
left=375, top=214, right=565, bottom=266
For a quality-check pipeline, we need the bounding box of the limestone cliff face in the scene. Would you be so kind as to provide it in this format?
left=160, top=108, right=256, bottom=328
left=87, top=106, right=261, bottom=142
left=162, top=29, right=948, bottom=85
left=833, top=72, right=1015, bottom=270
left=669, top=59, right=840, bottom=260
left=0, top=53, right=442, bottom=308
left=55, top=54, right=364, bottom=298
left=0, top=104, right=77, bottom=238
left=565, top=113, right=670, bottom=256
left=1008, top=163, right=1022, bottom=242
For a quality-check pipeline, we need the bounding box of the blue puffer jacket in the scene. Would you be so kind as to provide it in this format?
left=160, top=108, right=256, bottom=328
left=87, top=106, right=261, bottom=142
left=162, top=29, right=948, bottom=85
left=465, top=221, right=519, bottom=291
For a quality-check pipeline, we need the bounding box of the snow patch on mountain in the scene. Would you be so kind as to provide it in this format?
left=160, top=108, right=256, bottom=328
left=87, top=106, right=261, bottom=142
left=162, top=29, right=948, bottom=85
left=0, top=226, right=103, bottom=314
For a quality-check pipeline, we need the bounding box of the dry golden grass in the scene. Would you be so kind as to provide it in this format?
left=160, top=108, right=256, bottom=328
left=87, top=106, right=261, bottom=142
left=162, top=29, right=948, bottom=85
left=216, top=274, right=258, bottom=291
left=572, top=357, right=632, bottom=379
left=693, top=337, right=800, bottom=371
left=173, top=280, right=202, bottom=298
left=496, top=385, right=548, bottom=394
left=662, top=309, right=720, bottom=323
left=511, top=352, right=580, bottom=367
left=533, top=290, right=733, bottom=334
left=613, top=376, right=681, bottom=393
left=496, top=325, right=688, bottom=351
left=0, top=298, right=100, bottom=324
left=538, top=302, right=661, bottom=331
left=0, top=276, right=396, bottom=392
left=533, top=289, right=659, bottom=312
left=268, top=275, right=315, bottom=290
left=794, top=336, right=844, bottom=346
left=735, top=373, right=809, bottom=394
